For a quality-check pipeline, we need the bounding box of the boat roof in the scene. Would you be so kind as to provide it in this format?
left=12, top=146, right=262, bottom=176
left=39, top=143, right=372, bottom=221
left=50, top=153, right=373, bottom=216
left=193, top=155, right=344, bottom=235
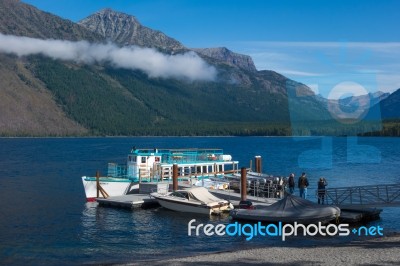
left=130, top=148, right=224, bottom=156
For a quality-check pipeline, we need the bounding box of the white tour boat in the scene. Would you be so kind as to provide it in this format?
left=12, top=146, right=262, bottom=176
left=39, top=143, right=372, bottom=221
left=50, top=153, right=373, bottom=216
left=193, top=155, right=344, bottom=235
left=82, top=147, right=238, bottom=201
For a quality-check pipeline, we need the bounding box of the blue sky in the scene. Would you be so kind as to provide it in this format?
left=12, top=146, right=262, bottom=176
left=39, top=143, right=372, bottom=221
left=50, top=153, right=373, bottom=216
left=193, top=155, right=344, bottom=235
left=22, top=0, right=400, bottom=98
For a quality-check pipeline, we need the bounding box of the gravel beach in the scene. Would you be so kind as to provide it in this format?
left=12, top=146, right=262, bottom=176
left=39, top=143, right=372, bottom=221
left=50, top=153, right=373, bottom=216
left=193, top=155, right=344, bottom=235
left=132, top=233, right=400, bottom=266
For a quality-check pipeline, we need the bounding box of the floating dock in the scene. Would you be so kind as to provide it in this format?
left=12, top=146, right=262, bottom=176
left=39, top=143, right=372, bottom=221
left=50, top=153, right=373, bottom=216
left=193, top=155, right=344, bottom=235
left=339, top=207, right=382, bottom=223
left=96, top=182, right=168, bottom=209
left=96, top=194, right=159, bottom=209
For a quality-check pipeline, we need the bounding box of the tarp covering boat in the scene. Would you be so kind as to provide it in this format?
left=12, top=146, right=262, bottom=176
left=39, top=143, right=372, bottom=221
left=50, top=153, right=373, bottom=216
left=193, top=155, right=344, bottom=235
left=230, top=194, right=340, bottom=224
left=186, top=187, right=227, bottom=206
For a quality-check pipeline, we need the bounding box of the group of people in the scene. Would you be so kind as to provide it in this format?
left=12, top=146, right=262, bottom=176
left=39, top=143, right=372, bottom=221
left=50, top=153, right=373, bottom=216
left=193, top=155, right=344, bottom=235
left=287, top=172, right=328, bottom=204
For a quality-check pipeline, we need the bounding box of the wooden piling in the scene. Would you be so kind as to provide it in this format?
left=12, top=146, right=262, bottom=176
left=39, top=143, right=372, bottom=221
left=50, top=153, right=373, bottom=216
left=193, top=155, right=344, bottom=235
left=172, top=164, right=178, bottom=191
left=96, top=170, right=100, bottom=198
left=95, top=170, right=109, bottom=199
left=241, top=167, right=247, bottom=201
left=255, top=156, right=262, bottom=173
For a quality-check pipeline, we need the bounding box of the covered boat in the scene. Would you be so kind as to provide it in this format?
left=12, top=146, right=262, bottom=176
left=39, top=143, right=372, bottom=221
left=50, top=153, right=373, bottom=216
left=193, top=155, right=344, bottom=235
left=230, top=194, right=340, bottom=224
left=151, top=187, right=233, bottom=215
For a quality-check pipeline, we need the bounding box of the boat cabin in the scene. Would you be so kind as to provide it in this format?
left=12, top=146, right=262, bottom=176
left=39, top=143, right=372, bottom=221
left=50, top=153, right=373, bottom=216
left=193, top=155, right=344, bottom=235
left=108, top=148, right=239, bottom=182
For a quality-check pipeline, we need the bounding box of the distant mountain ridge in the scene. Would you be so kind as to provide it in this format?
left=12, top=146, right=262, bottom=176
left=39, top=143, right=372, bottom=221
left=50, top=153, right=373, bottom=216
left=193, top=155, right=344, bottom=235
left=378, top=89, right=400, bottom=119
left=339, top=91, right=390, bottom=109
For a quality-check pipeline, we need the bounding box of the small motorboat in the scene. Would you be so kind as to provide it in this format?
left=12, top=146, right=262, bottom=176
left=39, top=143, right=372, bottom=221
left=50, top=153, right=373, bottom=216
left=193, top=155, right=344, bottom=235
left=230, top=194, right=340, bottom=224
left=151, top=187, right=233, bottom=215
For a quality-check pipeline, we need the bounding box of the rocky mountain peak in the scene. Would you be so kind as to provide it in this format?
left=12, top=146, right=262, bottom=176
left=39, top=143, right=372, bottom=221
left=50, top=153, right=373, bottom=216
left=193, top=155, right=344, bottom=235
left=78, top=9, right=186, bottom=53
left=0, top=0, right=101, bottom=41
left=193, top=47, right=257, bottom=72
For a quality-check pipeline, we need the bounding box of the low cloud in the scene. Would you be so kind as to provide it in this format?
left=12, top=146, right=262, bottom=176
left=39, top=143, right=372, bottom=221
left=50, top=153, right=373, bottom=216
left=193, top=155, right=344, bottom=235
left=0, top=33, right=216, bottom=81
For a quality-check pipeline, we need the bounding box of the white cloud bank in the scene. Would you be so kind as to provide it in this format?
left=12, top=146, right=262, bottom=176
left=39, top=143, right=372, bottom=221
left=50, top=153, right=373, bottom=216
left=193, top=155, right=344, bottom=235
left=0, top=33, right=216, bottom=81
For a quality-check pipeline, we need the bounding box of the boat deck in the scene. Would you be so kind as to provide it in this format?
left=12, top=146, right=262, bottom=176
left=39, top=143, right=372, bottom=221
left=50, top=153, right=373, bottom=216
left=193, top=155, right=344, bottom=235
left=208, top=188, right=280, bottom=206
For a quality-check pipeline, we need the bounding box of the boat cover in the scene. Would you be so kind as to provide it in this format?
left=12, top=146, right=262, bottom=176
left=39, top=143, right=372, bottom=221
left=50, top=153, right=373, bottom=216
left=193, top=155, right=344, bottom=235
left=187, top=187, right=227, bottom=205
left=231, top=194, right=340, bottom=224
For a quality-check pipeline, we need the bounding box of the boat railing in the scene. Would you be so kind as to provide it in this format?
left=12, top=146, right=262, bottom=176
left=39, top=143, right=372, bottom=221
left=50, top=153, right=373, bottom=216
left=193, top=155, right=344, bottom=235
left=162, top=154, right=227, bottom=164
left=248, top=180, right=285, bottom=199
left=107, top=163, right=128, bottom=178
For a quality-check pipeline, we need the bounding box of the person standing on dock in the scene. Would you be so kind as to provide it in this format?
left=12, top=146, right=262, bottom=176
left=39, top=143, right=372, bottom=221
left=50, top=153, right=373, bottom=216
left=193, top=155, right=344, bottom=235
left=288, top=173, right=295, bottom=194
left=298, top=173, right=309, bottom=199
left=317, top=177, right=328, bottom=204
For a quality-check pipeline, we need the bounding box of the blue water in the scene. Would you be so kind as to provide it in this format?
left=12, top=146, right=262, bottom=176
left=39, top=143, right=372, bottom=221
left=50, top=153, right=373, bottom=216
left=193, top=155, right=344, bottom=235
left=0, top=137, right=399, bottom=265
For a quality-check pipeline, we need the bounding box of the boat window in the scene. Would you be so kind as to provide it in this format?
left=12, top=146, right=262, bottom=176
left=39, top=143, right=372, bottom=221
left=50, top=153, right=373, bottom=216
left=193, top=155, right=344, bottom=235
left=218, top=165, right=223, bottom=173
left=178, top=167, right=183, bottom=176
left=184, top=167, right=190, bottom=176
left=208, top=165, right=213, bottom=173
left=203, top=166, right=207, bottom=173
left=191, top=167, right=196, bottom=174
left=141, top=157, right=146, bottom=163
left=171, top=191, right=187, bottom=199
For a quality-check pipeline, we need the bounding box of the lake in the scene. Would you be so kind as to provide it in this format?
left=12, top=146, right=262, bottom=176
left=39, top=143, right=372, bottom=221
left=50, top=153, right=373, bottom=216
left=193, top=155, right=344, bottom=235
left=0, top=137, right=399, bottom=265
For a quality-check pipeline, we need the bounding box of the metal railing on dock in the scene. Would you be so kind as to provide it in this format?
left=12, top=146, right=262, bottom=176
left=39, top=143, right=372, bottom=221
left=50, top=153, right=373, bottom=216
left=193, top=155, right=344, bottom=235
left=323, top=183, right=400, bottom=207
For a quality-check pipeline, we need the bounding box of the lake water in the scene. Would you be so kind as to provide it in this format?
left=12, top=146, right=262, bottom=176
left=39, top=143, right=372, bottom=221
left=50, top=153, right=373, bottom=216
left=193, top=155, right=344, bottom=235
left=0, top=137, right=399, bottom=265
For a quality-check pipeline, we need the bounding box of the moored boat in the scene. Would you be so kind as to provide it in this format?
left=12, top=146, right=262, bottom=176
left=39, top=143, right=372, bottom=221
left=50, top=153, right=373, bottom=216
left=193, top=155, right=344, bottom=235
left=230, top=194, right=340, bottom=224
left=81, top=147, right=238, bottom=201
left=151, top=187, right=233, bottom=215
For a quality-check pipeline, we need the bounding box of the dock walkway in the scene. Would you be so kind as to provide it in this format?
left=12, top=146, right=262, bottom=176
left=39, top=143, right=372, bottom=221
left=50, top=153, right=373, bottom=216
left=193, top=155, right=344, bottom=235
left=96, top=194, right=159, bottom=209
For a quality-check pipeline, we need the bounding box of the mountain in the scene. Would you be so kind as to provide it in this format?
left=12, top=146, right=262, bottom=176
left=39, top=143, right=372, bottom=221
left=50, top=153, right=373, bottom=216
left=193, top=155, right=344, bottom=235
left=193, top=47, right=257, bottom=72
left=379, top=89, right=400, bottom=119
left=78, top=8, right=186, bottom=53
left=2, top=1, right=394, bottom=136
left=0, top=53, right=87, bottom=136
left=0, top=0, right=101, bottom=42
left=78, top=9, right=258, bottom=73
left=338, top=91, right=390, bottom=111
left=0, top=0, right=101, bottom=136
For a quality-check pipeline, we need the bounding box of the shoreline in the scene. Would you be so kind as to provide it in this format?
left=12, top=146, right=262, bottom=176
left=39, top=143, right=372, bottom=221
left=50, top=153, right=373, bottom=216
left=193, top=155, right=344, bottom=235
left=1, top=135, right=400, bottom=139
left=129, top=232, right=400, bottom=265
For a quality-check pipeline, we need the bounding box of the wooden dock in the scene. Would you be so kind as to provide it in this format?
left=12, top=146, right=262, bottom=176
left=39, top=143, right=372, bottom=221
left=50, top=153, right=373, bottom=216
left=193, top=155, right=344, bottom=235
left=96, top=194, right=159, bottom=209
left=95, top=182, right=168, bottom=209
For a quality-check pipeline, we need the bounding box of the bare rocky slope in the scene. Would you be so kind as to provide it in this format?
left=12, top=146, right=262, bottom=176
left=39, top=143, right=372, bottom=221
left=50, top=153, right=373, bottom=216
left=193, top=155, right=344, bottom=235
left=0, top=54, right=87, bottom=136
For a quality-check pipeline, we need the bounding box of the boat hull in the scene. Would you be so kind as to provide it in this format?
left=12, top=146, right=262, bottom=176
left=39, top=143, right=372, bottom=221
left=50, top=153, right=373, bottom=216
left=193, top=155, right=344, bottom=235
left=151, top=190, right=231, bottom=215
left=156, top=197, right=213, bottom=215
left=81, top=176, right=138, bottom=201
